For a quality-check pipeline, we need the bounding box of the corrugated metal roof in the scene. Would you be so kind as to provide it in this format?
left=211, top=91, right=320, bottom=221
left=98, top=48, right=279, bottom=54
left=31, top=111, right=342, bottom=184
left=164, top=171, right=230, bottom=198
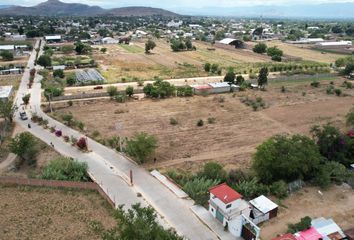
left=249, top=195, right=278, bottom=214
left=312, top=218, right=345, bottom=238
left=219, top=38, right=237, bottom=45
left=0, top=45, right=14, bottom=50
left=208, top=82, right=230, bottom=88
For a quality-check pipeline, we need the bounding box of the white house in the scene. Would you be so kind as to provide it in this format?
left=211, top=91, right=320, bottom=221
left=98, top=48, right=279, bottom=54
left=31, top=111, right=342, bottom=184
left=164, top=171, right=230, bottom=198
left=249, top=195, right=278, bottom=224
left=0, top=85, right=14, bottom=102
left=45, top=35, right=62, bottom=43
left=167, top=20, right=183, bottom=28
left=209, top=183, right=251, bottom=238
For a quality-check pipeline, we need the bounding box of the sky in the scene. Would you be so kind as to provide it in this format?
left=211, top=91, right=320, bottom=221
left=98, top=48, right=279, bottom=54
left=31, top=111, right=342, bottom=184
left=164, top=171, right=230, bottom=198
left=2, top=0, right=354, bottom=9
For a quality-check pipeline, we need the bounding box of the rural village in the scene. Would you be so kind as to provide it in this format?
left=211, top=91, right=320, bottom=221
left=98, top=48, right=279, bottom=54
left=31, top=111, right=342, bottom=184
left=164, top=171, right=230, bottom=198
left=0, top=0, right=354, bottom=239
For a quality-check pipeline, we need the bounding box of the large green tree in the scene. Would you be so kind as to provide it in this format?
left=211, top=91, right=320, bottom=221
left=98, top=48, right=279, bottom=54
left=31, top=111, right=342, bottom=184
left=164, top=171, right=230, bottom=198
left=258, top=67, right=268, bottom=89
left=252, top=135, right=322, bottom=184
left=145, top=39, right=156, bottom=54
left=101, top=203, right=183, bottom=240
left=253, top=43, right=267, bottom=54
left=37, top=55, right=52, bottom=67
left=9, top=132, right=38, bottom=166
left=224, top=68, right=236, bottom=84
left=125, top=132, right=158, bottom=164
left=0, top=100, right=17, bottom=123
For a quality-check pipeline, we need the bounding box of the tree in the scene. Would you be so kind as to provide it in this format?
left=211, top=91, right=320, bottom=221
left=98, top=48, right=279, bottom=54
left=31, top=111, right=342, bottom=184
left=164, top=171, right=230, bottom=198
left=9, top=132, right=38, bottom=166
left=22, top=94, right=30, bottom=105
left=74, top=42, right=92, bottom=55
left=236, top=75, right=245, bottom=85
left=126, top=86, right=134, bottom=97
left=125, top=132, right=158, bottom=164
left=143, top=79, right=176, bottom=98
left=224, top=68, right=236, bottom=84
left=183, top=177, right=220, bottom=205
left=53, top=69, right=65, bottom=78
left=211, top=63, right=219, bottom=73
left=107, top=86, right=118, bottom=97
left=314, top=161, right=353, bottom=189
left=199, top=162, right=227, bottom=182
left=253, top=43, right=267, bottom=54
left=185, top=38, right=193, bottom=50
left=0, top=50, right=14, bottom=61
left=41, top=157, right=89, bottom=182
left=346, top=106, right=354, bottom=127
left=267, top=46, right=283, bottom=58
left=332, top=25, right=343, bottom=34
left=37, top=55, right=52, bottom=67
left=0, top=100, right=17, bottom=123
left=311, top=124, right=352, bottom=167
left=258, top=67, right=268, bottom=89
left=204, top=63, right=211, bottom=72
left=344, top=63, right=354, bottom=75
left=145, top=39, right=156, bottom=54
left=66, top=75, right=76, bottom=86
left=101, top=203, right=183, bottom=240
left=252, top=135, right=322, bottom=184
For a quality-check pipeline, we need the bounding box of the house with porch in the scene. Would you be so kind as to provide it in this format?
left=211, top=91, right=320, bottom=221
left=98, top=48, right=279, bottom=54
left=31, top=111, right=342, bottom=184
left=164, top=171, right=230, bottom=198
left=208, top=183, right=252, bottom=238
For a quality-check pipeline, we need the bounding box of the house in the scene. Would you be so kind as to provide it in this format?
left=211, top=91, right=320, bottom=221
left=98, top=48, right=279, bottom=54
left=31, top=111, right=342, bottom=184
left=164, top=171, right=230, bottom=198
left=192, top=85, right=213, bottom=95
left=271, top=233, right=297, bottom=240
left=208, top=183, right=251, bottom=238
left=311, top=217, right=346, bottom=239
left=294, top=227, right=322, bottom=240
left=45, top=35, right=62, bottom=43
left=0, top=85, right=14, bottom=102
left=0, top=45, right=15, bottom=53
left=101, top=37, right=118, bottom=45
left=249, top=195, right=278, bottom=224
left=208, top=82, right=232, bottom=94
left=219, top=38, right=245, bottom=48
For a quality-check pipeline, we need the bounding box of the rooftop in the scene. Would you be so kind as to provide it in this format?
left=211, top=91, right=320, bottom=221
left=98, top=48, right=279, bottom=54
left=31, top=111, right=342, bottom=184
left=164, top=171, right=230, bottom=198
left=272, top=233, right=297, bottom=240
left=209, top=183, right=242, bottom=204
left=295, top=227, right=322, bottom=240
left=208, top=82, right=231, bottom=88
left=219, top=38, right=237, bottom=45
left=249, top=195, right=278, bottom=214
left=0, top=85, right=13, bottom=99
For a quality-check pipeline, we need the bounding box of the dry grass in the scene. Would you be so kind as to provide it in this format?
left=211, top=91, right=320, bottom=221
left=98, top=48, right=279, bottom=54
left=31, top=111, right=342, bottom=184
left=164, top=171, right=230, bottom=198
left=0, top=185, right=115, bottom=240
left=0, top=75, right=22, bottom=89
left=266, top=40, right=345, bottom=63
left=50, top=77, right=353, bottom=172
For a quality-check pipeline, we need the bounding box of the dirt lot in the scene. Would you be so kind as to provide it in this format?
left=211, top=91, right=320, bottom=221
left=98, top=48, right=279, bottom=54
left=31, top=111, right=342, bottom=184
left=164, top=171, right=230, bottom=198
left=266, top=40, right=346, bottom=63
left=93, top=39, right=270, bottom=83
left=261, top=185, right=354, bottom=239
left=50, top=77, right=353, bottom=171
left=0, top=185, right=115, bottom=240
left=0, top=74, right=22, bottom=89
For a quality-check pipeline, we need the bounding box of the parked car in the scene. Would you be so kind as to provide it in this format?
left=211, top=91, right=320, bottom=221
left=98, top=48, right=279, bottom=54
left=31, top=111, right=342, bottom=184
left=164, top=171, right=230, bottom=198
left=93, top=86, right=103, bottom=90
left=19, top=112, right=28, bottom=120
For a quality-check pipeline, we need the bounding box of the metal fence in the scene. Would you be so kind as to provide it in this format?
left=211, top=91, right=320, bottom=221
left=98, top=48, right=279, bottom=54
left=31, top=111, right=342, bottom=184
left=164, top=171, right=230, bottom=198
left=271, top=73, right=337, bottom=82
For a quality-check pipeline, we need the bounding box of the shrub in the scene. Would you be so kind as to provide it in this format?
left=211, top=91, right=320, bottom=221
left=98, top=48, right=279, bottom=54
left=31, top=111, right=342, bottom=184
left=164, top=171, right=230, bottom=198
left=204, top=63, right=211, bottom=72
left=207, top=117, right=216, bottom=124
left=197, top=119, right=204, bottom=127
left=270, top=180, right=288, bottom=199
left=114, top=93, right=126, bottom=103
left=287, top=216, right=312, bottom=234
left=107, top=86, right=118, bottom=97
left=198, top=162, right=227, bottom=182
left=63, top=135, right=70, bottom=142
left=137, top=79, right=144, bottom=87
left=41, top=157, right=89, bottom=182
left=77, top=137, right=88, bottom=150
left=281, top=86, right=286, bottom=93
left=55, top=130, right=62, bottom=137
left=126, top=86, right=134, bottom=97
left=310, top=81, right=320, bottom=87
left=326, top=85, right=334, bottom=94
left=170, top=118, right=178, bottom=125
left=232, top=178, right=269, bottom=200
left=253, top=43, right=267, bottom=54
left=125, top=132, right=158, bottom=164
left=271, top=55, right=282, bottom=62
left=183, top=177, right=220, bottom=205
left=67, top=100, right=73, bottom=107
left=334, top=88, right=342, bottom=96
left=53, top=69, right=65, bottom=78
left=22, top=94, right=31, bottom=105
left=211, top=64, right=219, bottom=73
left=346, top=106, right=354, bottom=127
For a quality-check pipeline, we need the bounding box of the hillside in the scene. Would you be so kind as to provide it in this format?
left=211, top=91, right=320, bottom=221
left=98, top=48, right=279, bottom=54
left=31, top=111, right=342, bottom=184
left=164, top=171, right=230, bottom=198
left=0, top=0, right=179, bottom=17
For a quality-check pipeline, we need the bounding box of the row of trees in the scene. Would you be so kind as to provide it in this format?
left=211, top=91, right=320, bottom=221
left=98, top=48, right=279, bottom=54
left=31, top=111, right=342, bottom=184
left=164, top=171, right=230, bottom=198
left=253, top=43, right=283, bottom=61
left=223, top=67, right=268, bottom=89
left=170, top=38, right=196, bottom=52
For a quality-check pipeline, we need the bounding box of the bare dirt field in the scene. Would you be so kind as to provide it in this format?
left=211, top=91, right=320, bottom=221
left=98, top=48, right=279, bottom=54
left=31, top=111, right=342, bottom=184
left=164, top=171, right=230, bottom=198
left=50, top=77, right=353, bottom=172
left=266, top=40, right=346, bottom=63
left=0, top=74, right=22, bottom=89
left=0, top=185, right=115, bottom=240
left=93, top=40, right=270, bottom=82
left=261, top=185, right=354, bottom=239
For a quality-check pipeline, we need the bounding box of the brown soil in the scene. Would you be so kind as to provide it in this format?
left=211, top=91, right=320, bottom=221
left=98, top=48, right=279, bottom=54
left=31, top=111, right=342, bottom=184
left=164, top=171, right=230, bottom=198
left=50, top=77, right=353, bottom=172
left=261, top=185, right=354, bottom=239
left=0, top=185, right=115, bottom=240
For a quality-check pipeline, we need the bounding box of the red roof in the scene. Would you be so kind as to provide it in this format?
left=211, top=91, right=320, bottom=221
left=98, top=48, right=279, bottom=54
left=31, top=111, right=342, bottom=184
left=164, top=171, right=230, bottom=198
left=272, top=234, right=297, bottom=240
left=295, top=227, right=322, bottom=240
left=209, top=183, right=242, bottom=204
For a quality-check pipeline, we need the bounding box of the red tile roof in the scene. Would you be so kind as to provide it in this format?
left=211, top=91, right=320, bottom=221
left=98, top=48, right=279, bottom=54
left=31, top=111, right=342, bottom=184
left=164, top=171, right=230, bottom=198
left=209, top=183, right=242, bottom=204
left=271, top=233, right=297, bottom=240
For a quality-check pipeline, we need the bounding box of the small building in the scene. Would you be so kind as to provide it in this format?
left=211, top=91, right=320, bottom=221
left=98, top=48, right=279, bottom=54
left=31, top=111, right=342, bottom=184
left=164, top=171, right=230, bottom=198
left=0, top=85, right=14, bottom=102
left=0, top=45, right=15, bottom=52
left=192, top=84, right=213, bottom=95
left=209, top=183, right=251, bottom=238
left=208, top=82, right=231, bottom=94
left=101, top=37, right=119, bottom=45
left=53, top=65, right=66, bottom=71
left=10, top=34, right=27, bottom=41
left=294, top=227, right=322, bottom=240
left=311, top=217, right=346, bottom=239
left=271, top=233, right=297, bottom=240
left=219, top=38, right=245, bottom=48
left=315, top=41, right=352, bottom=49
left=45, top=35, right=62, bottom=43
left=249, top=195, right=278, bottom=224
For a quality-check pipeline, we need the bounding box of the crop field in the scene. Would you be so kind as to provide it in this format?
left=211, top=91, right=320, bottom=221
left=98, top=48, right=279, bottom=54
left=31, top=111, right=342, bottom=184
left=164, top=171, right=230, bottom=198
left=265, top=40, right=346, bottom=63
left=0, top=185, right=115, bottom=240
left=93, top=39, right=271, bottom=83
left=50, top=77, right=353, bottom=171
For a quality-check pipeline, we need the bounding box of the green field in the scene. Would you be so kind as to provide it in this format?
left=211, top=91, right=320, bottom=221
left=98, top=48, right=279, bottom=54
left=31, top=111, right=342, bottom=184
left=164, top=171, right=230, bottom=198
left=118, top=44, right=144, bottom=53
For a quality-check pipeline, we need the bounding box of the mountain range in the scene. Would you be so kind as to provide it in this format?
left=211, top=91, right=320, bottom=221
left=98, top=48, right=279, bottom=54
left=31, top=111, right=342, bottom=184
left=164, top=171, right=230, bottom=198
left=0, top=0, right=179, bottom=17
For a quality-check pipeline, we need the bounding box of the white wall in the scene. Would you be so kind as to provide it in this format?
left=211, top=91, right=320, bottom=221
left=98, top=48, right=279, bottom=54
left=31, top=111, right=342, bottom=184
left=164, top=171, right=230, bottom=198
left=228, top=215, right=243, bottom=237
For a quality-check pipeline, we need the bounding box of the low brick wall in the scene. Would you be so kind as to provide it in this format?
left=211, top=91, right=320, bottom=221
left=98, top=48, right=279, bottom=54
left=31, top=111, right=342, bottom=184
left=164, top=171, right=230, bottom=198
left=0, top=176, right=115, bottom=207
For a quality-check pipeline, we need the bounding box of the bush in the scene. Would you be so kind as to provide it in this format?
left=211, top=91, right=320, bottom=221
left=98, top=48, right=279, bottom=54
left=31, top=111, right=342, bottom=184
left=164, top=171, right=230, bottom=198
left=22, top=94, right=31, bottom=105
left=334, top=88, right=342, bottom=96
left=126, top=86, right=134, bottom=97
left=114, top=93, right=126, bottom=103
left=53, top=69, right=65, bottom=78
left=66, top=75, right=76, bottom=86
left=270, top=180, right=288, bottom=199
left=199, top=162, right=227, bottom=182
left=143, top=79, right=176, bottom=98
left=125, top=132, right=158, bottom=164
left=326, top=85, right=334, bottom=94
left=107, top=86, right=118, bottom=97
left=232, top=178, right=269, bottom=200
left=41, top=157, right=89, bottom=182
left=170, top=118, right=178, bottom=125
left=287, top=216, right=312, bottom=234
left=207, top=117, right=216, bottom=124
left=204, top=63, right=211, bottom=72
left=267, top=46, right=283, bottom=58
left=183, top=177, right=220, bottom=205
left=37, top=55, right=52, bottom=67
left=253, top=43, right=267, bottom=54
left=0, top=50, right=14, bottom=61
left=310, top=80, right=320, bottom=87
left=271, top=55, right=282, bottom=62
left=346, top=106, right=354, bottom=127
left=77, top=137, right=88, bottom=150
left=197, top=119, right=204, bottom=127
left=211, top=64, right=219, bottom=73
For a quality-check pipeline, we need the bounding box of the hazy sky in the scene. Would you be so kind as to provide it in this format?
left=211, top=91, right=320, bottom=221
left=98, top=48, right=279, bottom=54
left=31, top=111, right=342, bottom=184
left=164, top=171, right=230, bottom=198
left=3, top=0, right=354, bottom=8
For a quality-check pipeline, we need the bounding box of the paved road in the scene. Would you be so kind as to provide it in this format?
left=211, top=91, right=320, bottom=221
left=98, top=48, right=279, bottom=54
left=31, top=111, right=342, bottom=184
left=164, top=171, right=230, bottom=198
left=14, top=39, right=218, bottom=240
